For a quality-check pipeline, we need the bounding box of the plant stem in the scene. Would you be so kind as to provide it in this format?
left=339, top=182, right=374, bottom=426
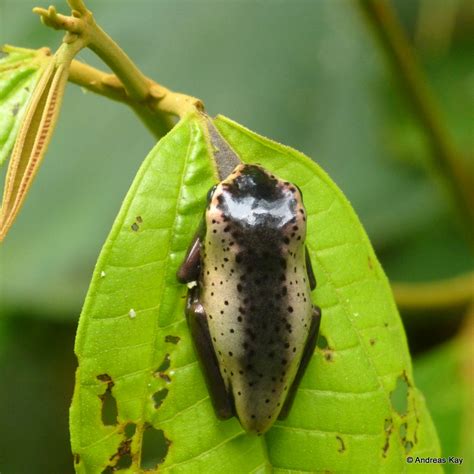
left=86, top=23, right=150, bottom=102
left=392, top=271, right=474, bottom=311
left=68, top=60, right=173, bottom=139
left=357, top=0, right=474, bottom=242
left=33, top=0, right=203, bottom=138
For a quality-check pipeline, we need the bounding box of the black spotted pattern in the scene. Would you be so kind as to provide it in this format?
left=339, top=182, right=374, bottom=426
left=200, top=165, right=314, bottom=433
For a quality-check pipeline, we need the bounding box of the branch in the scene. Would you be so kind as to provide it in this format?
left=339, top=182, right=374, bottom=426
left=33, top=0, right=203, bottom=134
left=68, top=60, right=174, bottom=138
left=357, top=0, right=474, bottom=243
left=392, top=271, right=474, bottom=311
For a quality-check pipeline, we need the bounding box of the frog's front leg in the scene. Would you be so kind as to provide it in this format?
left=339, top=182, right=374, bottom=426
left=278, top=305, right=321, bottom=420
left=185, top=287, right=235, bottom=420
left=177, top=234, right=202, bottom=284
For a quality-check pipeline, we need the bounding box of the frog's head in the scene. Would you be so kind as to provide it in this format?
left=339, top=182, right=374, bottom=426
left=206, top=164, right=304, bottom=230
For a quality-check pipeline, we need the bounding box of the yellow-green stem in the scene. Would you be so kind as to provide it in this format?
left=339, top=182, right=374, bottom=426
left=392, top=271, right=474, bottom=311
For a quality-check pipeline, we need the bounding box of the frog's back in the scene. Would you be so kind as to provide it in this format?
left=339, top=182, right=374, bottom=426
left=201, top=165, right=313, bottom=433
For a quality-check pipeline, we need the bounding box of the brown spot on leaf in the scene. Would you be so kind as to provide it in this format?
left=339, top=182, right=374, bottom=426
left=158, top=372, right=171, bottom=383
left=324, top=350, right=334, bottom=362
left=382, top=418, right=393, bottom=457
left=96, top=373, right=112, bottom=383
left=164, top=335, right=180, bottom=344
left=336, top=435, right=345, bottom=453
left=108, top=436, right=133, bottom=470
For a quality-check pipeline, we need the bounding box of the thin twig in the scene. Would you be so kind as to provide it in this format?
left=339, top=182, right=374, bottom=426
left=33, top=0, right=203, bottom=136
left=357, top=0, right=474, bottom=243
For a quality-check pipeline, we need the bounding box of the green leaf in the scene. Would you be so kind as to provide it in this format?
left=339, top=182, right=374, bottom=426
left=414, top=336, right=473, bottom=473
left=70, top=113, right=440, bottom=472
left=213, top=116, right=440, bottom=471
left=0, top=45, right=51, bottom=166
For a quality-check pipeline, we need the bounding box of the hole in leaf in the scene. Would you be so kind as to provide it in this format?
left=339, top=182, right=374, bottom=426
left=124, top=422, right=136, bottom=439
left=405, top=440, right=414, bottom=453
left=108, top=436, right=133, bottom=471
left=73, top=453, right=80, bottom=464
left=156, top=354, right=171, bottom=372
left=101, top=389, right=118, bottom=426
left=97, top=375, right=118, bottom=426
left=140, top=425, right=170, bottom=470
left=116, top=453, right=133, bottom=470
left=390, top=375, right=409, bottom=416
left=399, top=423, right=407, bottom=439
left=153, top=388, right=169, bottom=409
left=131, top=222, right=139, bottom=231
left=165, top=335, right=180, bottom=344
left=384, top=418, right=392, bottom=431
left=317, top=334, right=328, bottom=349
left=101, top=467, right=114, bottom=474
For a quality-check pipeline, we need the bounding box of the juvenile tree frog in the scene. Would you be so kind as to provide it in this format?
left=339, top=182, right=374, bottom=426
left=177, top=164, right=321, bottom=434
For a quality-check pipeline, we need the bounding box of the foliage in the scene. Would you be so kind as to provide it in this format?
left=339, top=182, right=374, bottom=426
left=413, top=321, right=473, bottom=474
left=69, top=113, right=439, bottom=472
left=1, top=1, right=471, bottom=473
left=0, top=45, right=51, bottom=166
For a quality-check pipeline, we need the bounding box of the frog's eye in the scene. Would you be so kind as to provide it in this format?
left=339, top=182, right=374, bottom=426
left=206, top=184, right=218, bottom=203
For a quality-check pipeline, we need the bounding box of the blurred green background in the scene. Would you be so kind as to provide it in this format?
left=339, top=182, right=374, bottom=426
left=0, top=0, right=472, bottom=472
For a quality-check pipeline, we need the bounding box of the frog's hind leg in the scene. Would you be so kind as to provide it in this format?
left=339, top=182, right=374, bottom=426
left=278, top=305, right=321, bottom=420
left=186, top=288, right=235, bottom=420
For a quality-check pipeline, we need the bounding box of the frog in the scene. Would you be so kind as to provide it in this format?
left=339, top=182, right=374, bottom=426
left=177, top=163, right=321, bottom=434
